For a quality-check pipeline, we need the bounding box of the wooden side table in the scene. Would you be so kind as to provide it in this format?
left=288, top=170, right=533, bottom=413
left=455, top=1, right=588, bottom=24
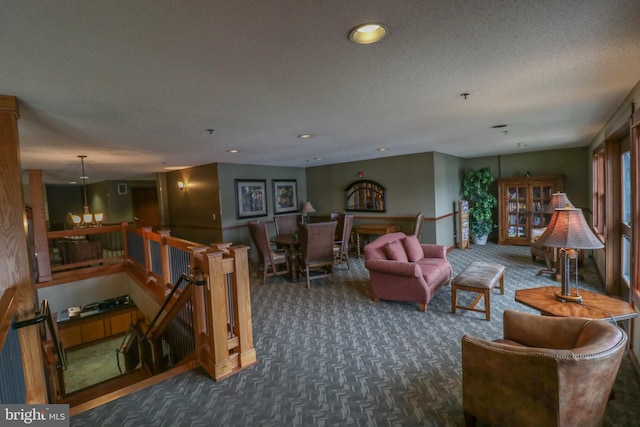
left=515, top=286, right=636, bottom=321
left=354, top=223, right=400, bottom=257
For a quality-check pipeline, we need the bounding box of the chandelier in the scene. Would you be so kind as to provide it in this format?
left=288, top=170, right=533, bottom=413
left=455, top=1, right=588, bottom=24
left=67, top=155, right=104, bottom=228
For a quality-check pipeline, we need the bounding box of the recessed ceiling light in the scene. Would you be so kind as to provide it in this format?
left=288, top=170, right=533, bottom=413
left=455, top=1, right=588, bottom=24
left=313, top=157, right=323, bottom=161
left=298, top=133, right=313, bottom=139
left=69, top=181, right=77, bottom=185
left=377, top=148, right=387, bottom=152
left=349, top=23, right=388, bottom=44
left=228, top=149, right=239, bottom=153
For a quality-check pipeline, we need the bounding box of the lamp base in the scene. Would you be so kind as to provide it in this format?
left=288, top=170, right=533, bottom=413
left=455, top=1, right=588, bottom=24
left=554, top=290, right=583, bottom=303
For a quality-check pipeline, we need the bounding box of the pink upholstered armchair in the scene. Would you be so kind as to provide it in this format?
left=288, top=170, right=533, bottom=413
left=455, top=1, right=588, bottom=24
left=364, top=232, right=452, bottom=311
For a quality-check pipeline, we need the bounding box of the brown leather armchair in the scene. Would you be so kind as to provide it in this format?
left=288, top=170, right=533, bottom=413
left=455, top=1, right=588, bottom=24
left=462, top=309, right=627, bottom=427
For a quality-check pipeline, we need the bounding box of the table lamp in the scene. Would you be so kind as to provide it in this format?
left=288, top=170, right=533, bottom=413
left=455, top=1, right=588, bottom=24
left=544, top=192, right=574, bottom=214
left=301, top=201, right=316, bottom=224
left=535, top=192, right=575, bottom=276
left=535, top=207, right=604, bottom=303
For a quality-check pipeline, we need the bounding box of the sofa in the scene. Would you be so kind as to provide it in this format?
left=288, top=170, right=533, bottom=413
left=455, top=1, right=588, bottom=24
left=364, top=232, right=452, bottom=311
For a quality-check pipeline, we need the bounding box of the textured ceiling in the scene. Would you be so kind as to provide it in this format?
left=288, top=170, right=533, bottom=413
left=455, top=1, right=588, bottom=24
left=2, top=1, right=640, bottom=183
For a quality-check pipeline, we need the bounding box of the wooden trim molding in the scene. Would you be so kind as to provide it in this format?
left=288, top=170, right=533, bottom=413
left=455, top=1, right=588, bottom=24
left=0, top=95, right=47, bottom=403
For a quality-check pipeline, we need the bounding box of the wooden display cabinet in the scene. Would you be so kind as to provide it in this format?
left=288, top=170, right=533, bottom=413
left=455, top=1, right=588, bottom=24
left=498, top=176, right=563, bottom=245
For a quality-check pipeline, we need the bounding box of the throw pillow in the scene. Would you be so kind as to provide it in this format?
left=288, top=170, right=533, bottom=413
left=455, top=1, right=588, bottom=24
left=384, top=240, right=408, bottom=262
left=403, top=235, right=423, bottom=262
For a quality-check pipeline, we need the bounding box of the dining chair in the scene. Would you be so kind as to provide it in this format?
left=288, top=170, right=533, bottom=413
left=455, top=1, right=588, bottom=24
left=274, top=214, right=301, bottom=236
left=333, top=214, right=354, bottom=269
left=247, top=220, right=290, bottom=284
left=412, top=212, right=424, bottom=241
left=299, top=221, right=338, bottom=288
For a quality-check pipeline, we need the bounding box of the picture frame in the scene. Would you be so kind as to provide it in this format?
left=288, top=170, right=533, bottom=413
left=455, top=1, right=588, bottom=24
left=235, top=179, right=268, bottom=219
left=272, top=179, right=298, bottom=214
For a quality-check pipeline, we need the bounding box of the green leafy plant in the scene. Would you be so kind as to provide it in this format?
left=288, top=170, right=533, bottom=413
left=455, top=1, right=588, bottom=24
left=462, top=167, right=497, bottom=238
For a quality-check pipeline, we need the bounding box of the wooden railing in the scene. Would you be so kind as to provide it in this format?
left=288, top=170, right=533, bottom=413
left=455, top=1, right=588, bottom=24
left=35, top=224, right=256, bottom=383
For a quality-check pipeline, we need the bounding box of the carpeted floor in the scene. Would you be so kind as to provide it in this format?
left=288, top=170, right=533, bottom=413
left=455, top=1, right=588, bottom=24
left=70, top=243, right=640, bottom=426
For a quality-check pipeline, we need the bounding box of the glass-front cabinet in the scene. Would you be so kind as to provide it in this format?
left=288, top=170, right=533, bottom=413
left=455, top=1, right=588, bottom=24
left=498, top=176, right=563, bottom=245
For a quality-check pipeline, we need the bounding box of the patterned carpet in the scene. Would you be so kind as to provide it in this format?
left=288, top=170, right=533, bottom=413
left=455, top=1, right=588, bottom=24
left=71, top=243, right=640, bottom=426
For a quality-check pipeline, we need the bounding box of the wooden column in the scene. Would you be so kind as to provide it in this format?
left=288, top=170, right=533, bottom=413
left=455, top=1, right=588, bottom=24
left=27, top=169, right=52, bottom=282
left=229, top=245, right=257, bottom=368
left=0, top=95, right=47, bottom=403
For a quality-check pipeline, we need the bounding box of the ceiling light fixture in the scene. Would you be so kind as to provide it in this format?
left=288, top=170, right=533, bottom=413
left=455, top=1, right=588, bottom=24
left=298, top=133, right=313, bottom=139
left=66, top=155, right=104, bottom=228
left=377, top=148, right=387, bottom=152
left=228, top=149, right=239, bottom=153
left=349, top=23, right=388, bottom=44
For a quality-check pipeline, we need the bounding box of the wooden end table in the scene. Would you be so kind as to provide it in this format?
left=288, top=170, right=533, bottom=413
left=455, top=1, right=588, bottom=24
left=515, top=286, right=636, bottom=322
left=354, top=223, right=400, bottom=257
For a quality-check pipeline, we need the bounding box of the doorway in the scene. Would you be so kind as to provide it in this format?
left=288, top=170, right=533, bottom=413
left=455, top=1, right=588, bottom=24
left=132, top=187, right=160, bottom=229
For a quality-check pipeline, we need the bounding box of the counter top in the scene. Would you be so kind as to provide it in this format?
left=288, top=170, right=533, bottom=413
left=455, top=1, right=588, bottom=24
left=57, top=295, right=135, bottom=323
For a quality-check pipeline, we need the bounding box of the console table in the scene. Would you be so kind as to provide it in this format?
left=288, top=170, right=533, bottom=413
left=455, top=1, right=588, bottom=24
left=515, top=286, right=637, bottom=321
left=354, top=223, right=400, bottom=257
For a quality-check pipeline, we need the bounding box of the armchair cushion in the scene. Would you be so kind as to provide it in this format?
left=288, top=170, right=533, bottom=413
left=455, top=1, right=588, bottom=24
left=402, top=235, right=423, bottom=262
left=384, top=239, right=408, bottom=262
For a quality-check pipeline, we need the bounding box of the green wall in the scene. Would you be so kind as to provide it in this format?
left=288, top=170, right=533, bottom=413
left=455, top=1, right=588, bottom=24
left=164, top=162, right=307, bottom=251
left=303, top=148, right=589, bottom=248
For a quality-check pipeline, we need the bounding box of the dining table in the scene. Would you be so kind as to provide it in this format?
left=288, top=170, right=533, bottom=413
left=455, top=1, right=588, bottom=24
left=271, top=233, right=301, bottom=281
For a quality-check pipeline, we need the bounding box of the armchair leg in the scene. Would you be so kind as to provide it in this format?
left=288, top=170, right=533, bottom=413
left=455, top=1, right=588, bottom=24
left=418, top=303, right=427, bottom=312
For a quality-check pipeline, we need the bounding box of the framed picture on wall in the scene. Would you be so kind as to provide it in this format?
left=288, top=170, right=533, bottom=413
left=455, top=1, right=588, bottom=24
left=272, top=179, right=298, bottom=214
left=235, top=179, right=267, bottom=219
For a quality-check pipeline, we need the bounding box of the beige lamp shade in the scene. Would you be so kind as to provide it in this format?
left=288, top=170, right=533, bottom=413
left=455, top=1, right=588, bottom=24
left=301, top=201, right=316, bottom=213
left=536, top=208, right=603, bottom=249
left=544, top=192, right=574, bottom=214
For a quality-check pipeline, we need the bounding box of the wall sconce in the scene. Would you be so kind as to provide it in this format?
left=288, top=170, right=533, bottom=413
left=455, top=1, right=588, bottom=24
left=178, top=181, right=186, bottom=191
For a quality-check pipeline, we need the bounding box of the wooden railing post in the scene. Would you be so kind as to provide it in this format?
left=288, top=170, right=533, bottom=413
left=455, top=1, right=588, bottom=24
left=0, top=95, right=47, bottom=402
left=121, top=221, right=130, bottom=259
left=229, top=245, right=257, bottom=368
left=28, top=169, right=52, bottom=282
left=189, top=247, right=210, bottom=365
left=158, top=229, right=171, bottom=286
left=141, top=226, right=153, bottom=278
left=202, top=250, right=233, bottom=379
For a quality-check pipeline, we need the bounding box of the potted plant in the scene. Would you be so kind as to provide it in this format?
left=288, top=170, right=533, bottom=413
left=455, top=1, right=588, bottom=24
left=462, top=167, right=497, bottom=244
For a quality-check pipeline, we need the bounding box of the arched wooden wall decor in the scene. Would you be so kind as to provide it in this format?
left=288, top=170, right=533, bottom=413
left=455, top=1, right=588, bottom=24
left=344, top=180, right=386, bottom=212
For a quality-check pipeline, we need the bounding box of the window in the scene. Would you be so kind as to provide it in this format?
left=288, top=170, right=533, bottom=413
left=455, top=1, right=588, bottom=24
left=592, top=147, right=605, bottom=236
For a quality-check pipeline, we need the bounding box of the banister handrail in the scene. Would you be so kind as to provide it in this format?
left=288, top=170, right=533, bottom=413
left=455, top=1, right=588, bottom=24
left=142, top=273, right=205, bottom=342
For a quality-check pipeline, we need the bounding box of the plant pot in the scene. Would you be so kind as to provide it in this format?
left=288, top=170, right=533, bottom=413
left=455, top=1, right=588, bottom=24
left=471, top=234, right=488, bottom=245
